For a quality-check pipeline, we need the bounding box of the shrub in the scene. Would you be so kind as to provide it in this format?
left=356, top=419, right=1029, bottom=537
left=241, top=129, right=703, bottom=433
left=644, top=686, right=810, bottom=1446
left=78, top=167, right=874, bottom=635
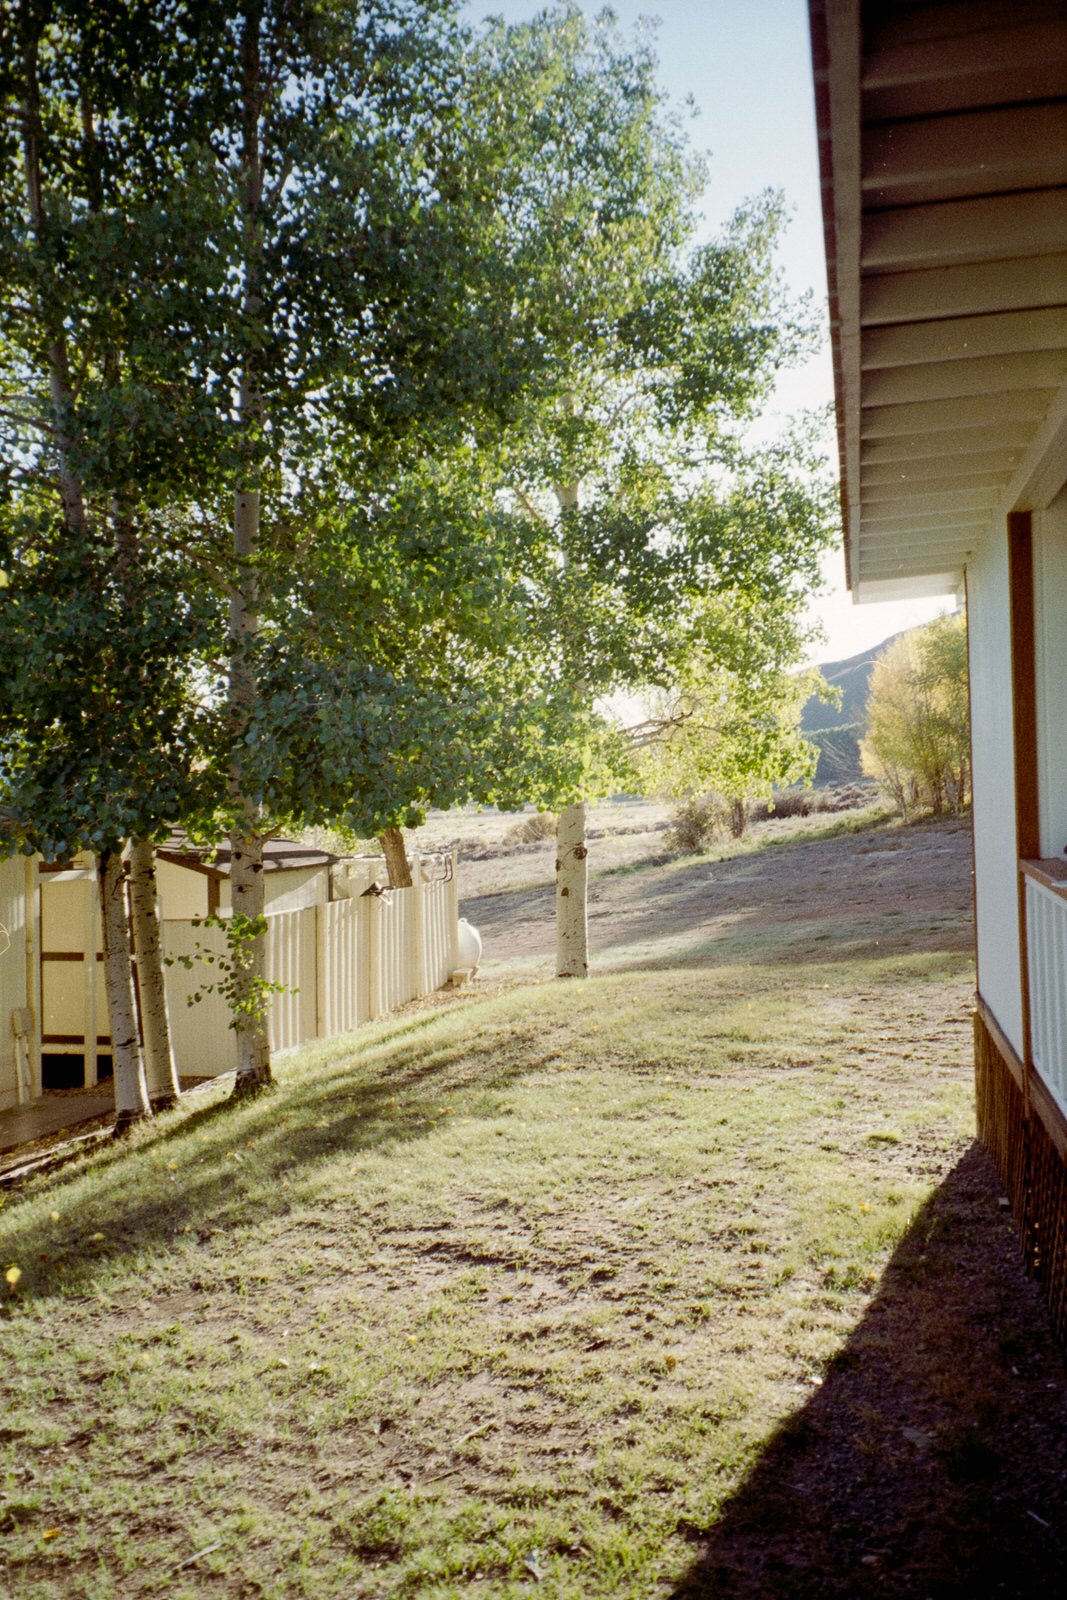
left=665, top=795, right=729, bottom=852
left=505, top=811, right=558, bottom=844
left=749, top=790, right=814, bottom=823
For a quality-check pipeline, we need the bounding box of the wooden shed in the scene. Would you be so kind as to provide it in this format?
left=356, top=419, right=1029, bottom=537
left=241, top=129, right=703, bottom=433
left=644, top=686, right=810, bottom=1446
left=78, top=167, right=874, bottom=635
left=2, top=837, right=460, bottom=1107
left=36, top=837, right=338, bottom=1090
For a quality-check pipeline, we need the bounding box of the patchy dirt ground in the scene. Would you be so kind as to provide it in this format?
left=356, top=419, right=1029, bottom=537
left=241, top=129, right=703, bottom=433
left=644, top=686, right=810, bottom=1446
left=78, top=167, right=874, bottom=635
left=462, top=811, right=974, bottom=976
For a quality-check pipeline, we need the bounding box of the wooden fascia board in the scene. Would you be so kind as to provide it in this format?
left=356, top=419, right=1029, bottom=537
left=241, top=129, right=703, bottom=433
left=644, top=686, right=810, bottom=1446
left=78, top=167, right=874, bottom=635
left=854, top=572, right=961, bottom=601
left=1001, top=377, right=1067, bottom=516
left=810, top=0, right=862, bottom=593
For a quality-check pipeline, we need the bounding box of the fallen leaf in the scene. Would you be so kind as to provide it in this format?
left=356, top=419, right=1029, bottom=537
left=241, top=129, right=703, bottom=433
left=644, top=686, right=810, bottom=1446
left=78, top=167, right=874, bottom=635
left=41, top=1529, right=62, bottom=1541
left=5, top=1266, right=21, bottom=1287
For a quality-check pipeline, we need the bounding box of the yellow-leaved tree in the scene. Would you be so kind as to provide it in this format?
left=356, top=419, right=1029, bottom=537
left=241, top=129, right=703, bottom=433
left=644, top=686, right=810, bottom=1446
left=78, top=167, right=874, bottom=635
left=860, top=613, right=970, bottom=818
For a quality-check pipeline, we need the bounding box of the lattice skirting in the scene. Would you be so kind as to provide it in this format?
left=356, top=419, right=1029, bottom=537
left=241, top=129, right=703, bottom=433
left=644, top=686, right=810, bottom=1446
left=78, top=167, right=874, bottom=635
left=976, top=1008, right=1067, bottom=1347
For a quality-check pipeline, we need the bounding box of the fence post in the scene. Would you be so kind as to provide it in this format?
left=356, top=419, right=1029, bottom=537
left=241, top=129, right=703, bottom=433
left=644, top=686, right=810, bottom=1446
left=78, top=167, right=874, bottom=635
left=449, top=849, right=459, bottom=972
left=85, top=872, right=99, bottom=1085
left=411, top=867, right=426, bottom=997
left=25, top=855, right=41, bottom=1102
left=367, top=894, right=381, bottom=1019
left=315, top=900, right=327, bottom=1038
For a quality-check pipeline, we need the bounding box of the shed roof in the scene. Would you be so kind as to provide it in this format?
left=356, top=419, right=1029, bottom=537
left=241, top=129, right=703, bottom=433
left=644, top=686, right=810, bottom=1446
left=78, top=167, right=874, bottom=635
left=155, top=834, right=338, bottom=879
left=809, top=0, right=1067, bottom=600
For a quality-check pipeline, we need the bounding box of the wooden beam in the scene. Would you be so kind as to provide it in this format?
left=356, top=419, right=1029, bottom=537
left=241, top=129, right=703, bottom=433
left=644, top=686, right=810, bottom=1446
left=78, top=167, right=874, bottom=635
left=813, top=0, right=863, bottom=592
left=866, top=1, right=1064, bottom=52
left=861, top=529, right=984, bottom=553
left=861, top=483, right=998, bottom=510
left=862, top=388, right=1056, bottom=437
left=1008, top=512, right=1038, bottom=1073
left=862, top=427, right=1030, bottom=465
left=863, top=352, right=1067, bottom=409
left=864, top=16, right=1067, bottom=87
left=862, top=254, right=1067, bottom=327
left=858, top=539, right=978, bottom=561
left=862, top=308, right=1067, bottom=371
left=863, top=20, right=1067, bottom=122
left=862, top=104, right=1067, bottom=208
left=859, top=557, right=969, bottom=579
left=1002, top=377, right=1067, bottom=516
left=861, top=464, right=1012, bottom=490
left=862, top=191, right=1067, bottom=274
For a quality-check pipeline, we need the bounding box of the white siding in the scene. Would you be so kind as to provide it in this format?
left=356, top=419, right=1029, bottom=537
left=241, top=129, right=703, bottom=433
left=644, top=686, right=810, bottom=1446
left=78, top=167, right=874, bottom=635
left=968, top=527, right=1025, bottom=1057
left=155, top=858, right=211, bottom=921
left=1034, top=488, right=1067, bottom=861
left=1026, top=876, right=1067, bottom=1116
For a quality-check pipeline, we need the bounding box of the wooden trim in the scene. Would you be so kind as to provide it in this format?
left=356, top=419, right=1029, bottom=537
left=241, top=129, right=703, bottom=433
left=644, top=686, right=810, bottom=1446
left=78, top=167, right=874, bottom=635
left=1020, top=858, right=1067, bottom=897
left=975, top=996, right=1026, bottom=1096
left=1031, top=1071, right=1067, bottom=1164
left=41, top=950, right=84, bottom=962
left=963, top=567, right=981, bottom=999
left=1009, top=512, right=1039, bottom=858
left=207, top=875, right=220, bottom=917
left=1008, top=510, right=1038, bottom=1083
left=975, top=995, right=1067, bottom=1197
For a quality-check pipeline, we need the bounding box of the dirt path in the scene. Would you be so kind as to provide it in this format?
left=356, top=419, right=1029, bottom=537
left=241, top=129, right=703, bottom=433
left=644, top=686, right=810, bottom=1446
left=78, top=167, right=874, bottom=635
left=463, top=814, right=974, bottom=975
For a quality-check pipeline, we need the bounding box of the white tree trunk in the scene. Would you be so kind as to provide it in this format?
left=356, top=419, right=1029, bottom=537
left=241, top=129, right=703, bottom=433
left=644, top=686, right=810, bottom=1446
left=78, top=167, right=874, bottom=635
left=555, top=802, right=589, bottom=978
left=229, top=827, right=270, bottom=1094
left=98, top=850, right=151, bottom=1132
left=128, top=840, right=180, bottom=1109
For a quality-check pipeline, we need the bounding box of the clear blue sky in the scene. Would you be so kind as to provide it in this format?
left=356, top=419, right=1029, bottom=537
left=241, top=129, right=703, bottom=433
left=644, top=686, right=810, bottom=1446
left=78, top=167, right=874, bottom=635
left=460, top=0, right=951, bottom=662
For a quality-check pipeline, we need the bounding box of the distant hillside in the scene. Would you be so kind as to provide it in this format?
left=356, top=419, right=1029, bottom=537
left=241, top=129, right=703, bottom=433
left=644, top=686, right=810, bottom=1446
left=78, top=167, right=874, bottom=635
left=802, top=631, right=907, bottom=785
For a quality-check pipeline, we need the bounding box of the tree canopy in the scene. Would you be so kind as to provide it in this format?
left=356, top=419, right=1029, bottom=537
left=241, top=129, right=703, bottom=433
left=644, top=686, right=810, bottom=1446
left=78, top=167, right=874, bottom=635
left=860, top=613, right=970, bottom=819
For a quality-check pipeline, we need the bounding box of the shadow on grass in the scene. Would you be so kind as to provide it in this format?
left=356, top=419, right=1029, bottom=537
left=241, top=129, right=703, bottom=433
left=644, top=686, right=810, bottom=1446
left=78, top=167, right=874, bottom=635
left=669, top=1142, right=1067, bottom=1600
left=0, top=1002, right=539, bottom=1311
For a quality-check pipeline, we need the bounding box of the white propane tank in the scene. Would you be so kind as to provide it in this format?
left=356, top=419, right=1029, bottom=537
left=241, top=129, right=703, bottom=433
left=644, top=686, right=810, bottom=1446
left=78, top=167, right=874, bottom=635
left=456, top=918, right=483, bottom=971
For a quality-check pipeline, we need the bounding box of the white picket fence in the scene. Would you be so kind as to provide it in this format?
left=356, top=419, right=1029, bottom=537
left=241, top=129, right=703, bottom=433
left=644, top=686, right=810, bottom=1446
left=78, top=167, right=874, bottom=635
left=164, top=872, right=458, bottom=1079
left=1026, top=874, right=1067, bottom=1117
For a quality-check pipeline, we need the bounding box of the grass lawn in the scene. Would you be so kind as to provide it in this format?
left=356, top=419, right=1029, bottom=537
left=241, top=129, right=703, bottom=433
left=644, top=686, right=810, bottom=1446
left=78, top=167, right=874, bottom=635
left=1, top=825, right=1064, bottom=1598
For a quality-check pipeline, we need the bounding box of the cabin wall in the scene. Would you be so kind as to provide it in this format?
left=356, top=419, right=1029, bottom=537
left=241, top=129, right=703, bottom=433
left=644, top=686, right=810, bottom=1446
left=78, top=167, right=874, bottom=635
left=1034, top=489, right=1067, bottom=862
left=967, top=526, right=1025, bottom=1058
left=155, top=859, right=212, bottom=922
